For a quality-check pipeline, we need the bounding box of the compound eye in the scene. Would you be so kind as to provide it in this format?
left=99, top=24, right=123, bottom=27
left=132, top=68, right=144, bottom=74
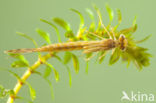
left=119, top=34, right=127, bottom=51
left=119, top=34, right=125, bottom=40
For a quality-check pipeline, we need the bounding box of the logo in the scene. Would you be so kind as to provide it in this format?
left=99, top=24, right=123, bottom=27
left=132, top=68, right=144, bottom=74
left=121, top=91, right=155, bottom=102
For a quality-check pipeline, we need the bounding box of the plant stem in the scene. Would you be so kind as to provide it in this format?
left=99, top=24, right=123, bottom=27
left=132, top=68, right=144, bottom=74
left=7, top=53, right=54, bottom=103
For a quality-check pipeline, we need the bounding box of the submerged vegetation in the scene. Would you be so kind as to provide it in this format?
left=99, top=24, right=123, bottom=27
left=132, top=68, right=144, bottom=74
left=0, top=4, right=151, bottom=103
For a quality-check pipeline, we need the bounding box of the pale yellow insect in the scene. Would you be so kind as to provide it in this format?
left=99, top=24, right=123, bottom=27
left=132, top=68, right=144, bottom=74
left=5, top=34, right=127, bottom=54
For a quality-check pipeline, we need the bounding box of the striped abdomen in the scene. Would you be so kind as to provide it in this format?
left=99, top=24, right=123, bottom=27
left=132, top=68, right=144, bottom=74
left=5, top=39, right=116, bottom=54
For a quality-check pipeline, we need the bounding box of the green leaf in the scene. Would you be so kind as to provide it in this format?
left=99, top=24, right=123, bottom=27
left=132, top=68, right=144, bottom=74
left=85, top=53, right=92, bottom=60
left=0, top=85, right=5, bottom=98
left=106, top=4, right=114, bottom=22
left=40, top=19, right=62, bottom=42
left=36, top=28, right=51, bottom=44
left=16, top=32, right=38, bottom=48
left=0, top=85, right=14, bottom=99
left=53, top=17, right=71, bottom=31
left=8, top=53, right=28, bottom=61
left=8, top=53, right=29, bottom=68
left=64, top=52, right=72, bottom=64
left=132, top=16, right=137, bottom=32
left=85, top=61, right=89, bottom=74
left=135, top=34, right=151, bottom=43
left=117, top=9, right=122, bottom=24
left=114, top=9, right=122, bottom=30
left=119, top=27, right=136, bottom=34
left=67, top=68, right=72, bottom=87
left=32, top=70, right=54, bottom=100
left=132, top=16, right=137, bottom=27
left=86, top=8, right=95, bottom=32
left=8, top=70, right=20, bottom=80
left=93, top=4, right=102, bottom=28
left=44, top=78, right=54, bottom=100
left=11, top=60, right=29, bottom=68
left=45, top=62, right=59, bottom=82
left=123, top=46, right=151, bottom=70
left=15, top=96, right=34, bottom=103
left=26, top=82, right=36, bottom=101
left=70, top=8, right=84, bottom=29
left=86, top=8, right=94, bottom=21
left=65, top=30, right=75, bottom=39
left=43, top=66, right=52, bottom=78
left=54, top=55, right=72, bottom=87
left=109, top=48, right=120, bottom=65
left=71, top=54, right=79, bottom=73
left=98, top=51, right=107, bottom=64
left=53, top=18, right=75, bottom=38
left=54, top=69, right=59, bottom=82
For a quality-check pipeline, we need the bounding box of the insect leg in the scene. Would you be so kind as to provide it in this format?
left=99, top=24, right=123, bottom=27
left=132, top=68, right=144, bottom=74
left=110, top=27, right=117, bottom=40
left=85, top=30, right=104, bottom=40
left=111, top=48, right=116, bottom=54
left=83, top=47, right=102, bottom=54
left=85, top=52, right=98, bottom=61
left=98, top=51, right=107, bottom=60
left=96, top=10, right=112, bottom=39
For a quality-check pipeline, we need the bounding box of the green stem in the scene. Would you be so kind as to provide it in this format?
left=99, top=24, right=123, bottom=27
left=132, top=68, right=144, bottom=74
left=7, top=53, right=54, bottom=103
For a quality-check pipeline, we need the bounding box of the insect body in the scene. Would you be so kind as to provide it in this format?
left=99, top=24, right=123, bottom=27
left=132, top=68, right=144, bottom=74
left=5, top=34, right=127, bottom=54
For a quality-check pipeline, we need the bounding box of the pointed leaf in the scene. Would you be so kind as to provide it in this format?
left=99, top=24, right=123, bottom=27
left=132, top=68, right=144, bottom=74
left=133, top=16, right=137, bottom=27
left=70, top=8, right=84, bottom=29
left=26, top=82, right=36, bottom=101
left=54, top=55, right=72, bottom=87
left=35, top=71, right=54, bottom=100
left=44, top=78, right=54, bottom=100
left=8, top=53, right=29, bottom=65
left=135, top=35, right=151, bottom=43
left=98, top=51, right=107, bottom=64
left=54, top=69, right=59, bottom=82
left=8, top=70, right=20, bottom=80
left=93, top=4, right=102, bottom=18
left=86, top=8, right=94, bottom=21
left=109, top=48, right=120, bottom=65
left=117, top=9, right=122, bottom=24
left=119, top=27, right=136, bottom=34
left=53, top=17, right=71, bottom=31
left=86, top=8, right=95, bottom=32
left=65, top=30, right=75, bottom=38
left=45, top=62, right=59, bottom=82
left=85, top=53, right=92, bottom=61
left=40, top=19, right=62, bottom=42
left=93, top=4, right=104, bottom=31
left=71, top=54, right=79, bottom=73
left=11, top=60, right=29, bottom=68
left=43, top=66, right=52, bottom=78
left=8, top=53, right=29, bottom=68
left=16, top=32, right=38, bottom=48
left=0, top=85, right=5, bottom=98
left=16, top=96, right=34, bottom=103
left=132, top=16, right=137, bottom=32
left=85, top=61, right=89, bottom=74
left=53, top=18, right=75, bottom=38
left=64, top=52, right=72, bottom=64
left=89, top=22, right=96, bottom=32
left=36, top=28, right=51, bottom=44
left=67, top=67, right=72, bottom=87
left=0, top=86, right=14, bottom=99
left=106, top=4, right=114, bottom=22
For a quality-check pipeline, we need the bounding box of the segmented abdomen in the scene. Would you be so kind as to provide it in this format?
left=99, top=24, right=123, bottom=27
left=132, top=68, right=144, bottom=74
left=5, top=39, right=115, bottom=53
left=38, top=41, right=99, bottom=52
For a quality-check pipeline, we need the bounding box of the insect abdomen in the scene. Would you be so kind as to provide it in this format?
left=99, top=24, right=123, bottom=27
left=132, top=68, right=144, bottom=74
left=39, top=42, right=89, bottom=52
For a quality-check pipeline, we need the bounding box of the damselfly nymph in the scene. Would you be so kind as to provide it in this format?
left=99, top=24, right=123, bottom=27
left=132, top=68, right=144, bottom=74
left=5, top=34, right=127, bottom=54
